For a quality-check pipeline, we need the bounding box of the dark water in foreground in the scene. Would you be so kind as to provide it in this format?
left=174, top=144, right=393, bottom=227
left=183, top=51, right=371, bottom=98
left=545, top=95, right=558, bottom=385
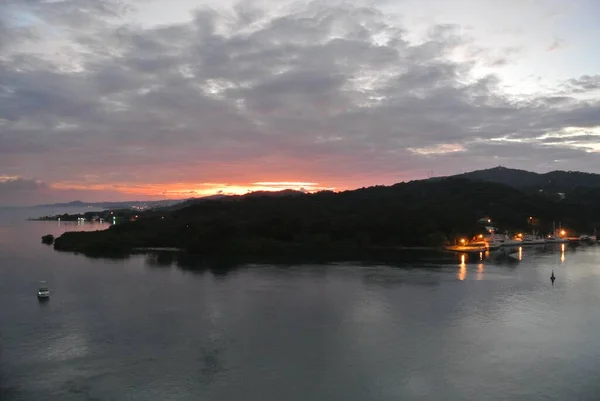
left=2, top=208, right=600, bottom=400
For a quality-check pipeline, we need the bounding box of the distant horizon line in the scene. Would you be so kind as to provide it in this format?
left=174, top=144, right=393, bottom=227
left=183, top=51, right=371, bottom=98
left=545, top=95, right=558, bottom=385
left=3, top=165, right=600, bottom=208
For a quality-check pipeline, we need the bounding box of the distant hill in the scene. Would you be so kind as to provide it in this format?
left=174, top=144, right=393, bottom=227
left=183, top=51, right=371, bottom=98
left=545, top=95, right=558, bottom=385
left=160, top=190, right=307, bottom=211
left=243, top=189, right=306, bottom=198
left=34, top=168, right=600, bottom=213
left=54, top=177, right=600, bottom=262
left=34, top=199, right=187, bottom=209
left=444, top=166, right=600, bottom=194
left=35, top=190, right=307, bottom=211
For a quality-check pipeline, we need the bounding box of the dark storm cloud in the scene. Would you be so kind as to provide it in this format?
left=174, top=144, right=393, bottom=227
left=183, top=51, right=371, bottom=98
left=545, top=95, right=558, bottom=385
left=0, top=177, right=46, bottom=206
left=0, top=178, right=46, bottom=191
left=0, top=0, right=599, bottom=201
left=0, top=176, right=135, bottom=206
left=564, top=75, right=600, bottom=93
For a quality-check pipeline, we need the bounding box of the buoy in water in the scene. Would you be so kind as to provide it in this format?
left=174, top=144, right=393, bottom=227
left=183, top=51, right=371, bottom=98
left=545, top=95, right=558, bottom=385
left=550, top=270, right=555, bottom=284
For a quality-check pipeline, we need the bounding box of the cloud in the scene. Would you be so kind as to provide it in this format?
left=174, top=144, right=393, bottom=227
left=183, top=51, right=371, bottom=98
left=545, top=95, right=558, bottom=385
left=0, top=176, right=166, bottom=206
left=0, top=177, right=46, bottom=191
left=408, top=144, right=466, bottom=155
left=0, top=0, right=599, bottom=205
left=0, top=177, right=47, bottom=206
left=563, top=75, right=600, bottom=94
left=547, top=38, right=564, bottom=52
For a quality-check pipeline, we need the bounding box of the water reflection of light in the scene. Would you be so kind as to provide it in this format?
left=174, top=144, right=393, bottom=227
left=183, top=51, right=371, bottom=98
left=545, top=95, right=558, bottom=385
left=518, top=247, right=523, bottom=261
left=476, top=263, right=484, bottom=281
left=561, top=243, right=565, bottom=263
left=458, top=254, right=467, bottom=281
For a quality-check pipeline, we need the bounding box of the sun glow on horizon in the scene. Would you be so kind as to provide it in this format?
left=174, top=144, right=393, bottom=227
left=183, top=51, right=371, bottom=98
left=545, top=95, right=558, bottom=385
left=50, top=181, right=338, bottom=199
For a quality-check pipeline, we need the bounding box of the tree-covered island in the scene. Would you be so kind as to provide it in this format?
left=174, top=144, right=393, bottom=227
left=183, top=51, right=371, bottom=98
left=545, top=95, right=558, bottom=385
left=50, top=173, right=600, bottom=263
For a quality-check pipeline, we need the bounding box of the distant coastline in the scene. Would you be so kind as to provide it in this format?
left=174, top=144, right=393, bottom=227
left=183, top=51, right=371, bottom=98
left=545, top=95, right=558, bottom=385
left=32, top=199, right=186, bottom=209
left=44, top=168, right=600, bottom=266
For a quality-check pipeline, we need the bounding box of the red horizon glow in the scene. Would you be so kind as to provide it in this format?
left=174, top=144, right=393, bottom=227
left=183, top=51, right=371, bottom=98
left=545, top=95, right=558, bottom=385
left=44, top=170, right=424, bottom=201
left=0, top=168, right=435, bottom=206
left=50, top=181, right=339, bottom=199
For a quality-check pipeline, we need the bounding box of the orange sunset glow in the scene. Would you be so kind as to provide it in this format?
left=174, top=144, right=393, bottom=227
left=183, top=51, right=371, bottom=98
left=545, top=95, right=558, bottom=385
left=4, top=2, right=600, bottom=400
left=1, top=0, right=599, bottom=208
left=50, top=181, right=338, bottom=198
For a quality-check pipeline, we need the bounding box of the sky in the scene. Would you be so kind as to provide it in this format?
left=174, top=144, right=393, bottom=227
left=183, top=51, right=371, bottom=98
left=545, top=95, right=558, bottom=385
left=1, top=0, right=599, bottom=206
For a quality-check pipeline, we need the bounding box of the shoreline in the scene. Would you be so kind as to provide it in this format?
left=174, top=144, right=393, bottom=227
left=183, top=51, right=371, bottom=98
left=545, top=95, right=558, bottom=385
left=132, top=247, right=183, bottom=252
left=51, top=241, right=491, bottom=267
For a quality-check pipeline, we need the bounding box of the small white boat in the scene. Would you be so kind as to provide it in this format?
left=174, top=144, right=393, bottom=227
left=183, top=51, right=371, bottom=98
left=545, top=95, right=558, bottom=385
left=580, top=234, right=597, bottom=245
left=520, top=232, right=546, bottom=245
left=492, top=233, right=521, bottom=247
left=469, top=238, right=500, bottom=250
left=546, top=222, right=568, bottom=244
left=472, top=230, right=510, bottom=250
left=545, top=235, right=568, bottom=244
left=37, top=281, right=50, bottom=300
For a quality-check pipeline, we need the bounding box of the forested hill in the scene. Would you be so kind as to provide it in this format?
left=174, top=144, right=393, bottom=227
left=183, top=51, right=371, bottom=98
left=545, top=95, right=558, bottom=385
left=53, top=177, right=600, bottom=260
left=447, top=166, right=600, bottom=194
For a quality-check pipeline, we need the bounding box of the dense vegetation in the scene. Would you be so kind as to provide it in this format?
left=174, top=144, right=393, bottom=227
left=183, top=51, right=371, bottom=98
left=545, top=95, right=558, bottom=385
left=41, top=234, right=54, bottom=245
left=452, top=166, right=600, bottom=193
left=53, top=177, right=600, bottom=262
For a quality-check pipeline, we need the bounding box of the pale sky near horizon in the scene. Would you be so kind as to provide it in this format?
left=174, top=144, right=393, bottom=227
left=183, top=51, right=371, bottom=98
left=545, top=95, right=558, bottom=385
left=1, top=0, right=599, bottom=205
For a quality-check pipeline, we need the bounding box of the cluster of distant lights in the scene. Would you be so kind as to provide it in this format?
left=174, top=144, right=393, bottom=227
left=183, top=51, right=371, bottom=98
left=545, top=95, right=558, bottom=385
left=62, top=211, right=144, bottom=224
left=459, top=217, right=568, bottom=245
left=460, top=230, right=568, bottom=244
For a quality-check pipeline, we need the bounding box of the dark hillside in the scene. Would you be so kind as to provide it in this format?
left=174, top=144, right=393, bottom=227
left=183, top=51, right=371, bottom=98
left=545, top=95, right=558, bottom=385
left=54, top=177, right=600, bottom=261
left=450, top=166, right=600, bottom=195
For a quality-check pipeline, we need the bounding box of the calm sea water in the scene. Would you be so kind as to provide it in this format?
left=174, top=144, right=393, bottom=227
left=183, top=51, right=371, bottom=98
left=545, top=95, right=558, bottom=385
left=2, top=208, right=600, bottom=400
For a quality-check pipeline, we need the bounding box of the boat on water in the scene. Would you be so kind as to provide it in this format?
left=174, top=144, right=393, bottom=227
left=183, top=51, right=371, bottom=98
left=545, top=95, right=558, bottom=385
left=545, top=222, right=568, bottom=244
left=488, top=233, right=521, bottom=247
left=37, top=281, right=50, bottom=300
left=466, top=231, right=510, bottom=250
left=517, top=231, right=547, bottom=245
left=468, top=239, right=500, bottom=251
left=579, top=234, right=598, bottom=245
left=545, top=235, right=568, bottom=244
left=453, top=220, right=580, bottom=253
